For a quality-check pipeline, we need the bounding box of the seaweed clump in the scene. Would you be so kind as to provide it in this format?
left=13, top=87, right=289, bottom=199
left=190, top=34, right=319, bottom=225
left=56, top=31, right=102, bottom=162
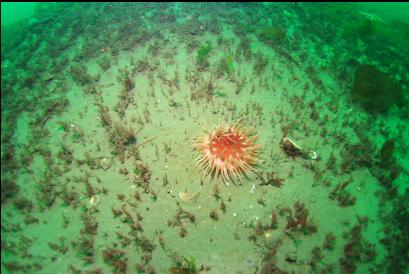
left=380, top=190, right=409, bottom=273
left=169, top=256, right=198, bottom=274
left=339, top=222, right=376, bottom=273
left=218, top=54, right=235, bottom=75
left=1, top=176, right=19, bottom=204
left=284, top=201, right=317, bottom=235
left=196, top=42, right=213, bottom=69
left=102, top=247, right=127, bottom=273
left=109, top=121, right=138, bottom=159
left=351, top=64, right=403, bottom=113
left=257, top=26, right=287, bottom=46
left=70, top=64, right=93, bottom=86
left=1, top=146, right=19, bottom=204
left=329, top=178, right=356, bottom=207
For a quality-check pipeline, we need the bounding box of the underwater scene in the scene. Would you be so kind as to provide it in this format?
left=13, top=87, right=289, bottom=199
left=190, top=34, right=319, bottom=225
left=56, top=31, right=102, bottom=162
left=1, top=2, right=408, bottom=274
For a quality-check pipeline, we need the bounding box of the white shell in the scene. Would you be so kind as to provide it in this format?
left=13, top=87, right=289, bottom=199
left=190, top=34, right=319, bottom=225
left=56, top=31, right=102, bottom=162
left=307, top=151, right=319, bottom=160
left=89, top=195, right=100, bottom=206
left=179, top=192, right=200, bottom=203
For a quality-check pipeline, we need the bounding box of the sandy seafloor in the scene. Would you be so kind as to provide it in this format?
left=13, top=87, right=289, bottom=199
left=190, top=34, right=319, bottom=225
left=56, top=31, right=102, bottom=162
left=1, top=3, right=409, bottom=274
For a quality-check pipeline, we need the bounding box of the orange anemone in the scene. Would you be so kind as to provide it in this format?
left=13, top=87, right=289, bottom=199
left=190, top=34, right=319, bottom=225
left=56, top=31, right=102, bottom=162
left=193, top=121, right=261, bottom=183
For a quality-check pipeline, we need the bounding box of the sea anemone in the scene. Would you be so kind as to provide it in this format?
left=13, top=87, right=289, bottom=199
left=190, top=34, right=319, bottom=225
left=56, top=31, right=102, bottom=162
left=193, top=120, right=261, bottom=183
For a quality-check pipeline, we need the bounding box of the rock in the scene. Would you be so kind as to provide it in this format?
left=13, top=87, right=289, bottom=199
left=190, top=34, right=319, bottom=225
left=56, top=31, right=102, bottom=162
left=380, top=139, right=395, bottom=162
left=351, top=64, right=403, bottom=113
left=285, top=251, right=298, bottom=264
left=244, top=254, right=257, bottom=268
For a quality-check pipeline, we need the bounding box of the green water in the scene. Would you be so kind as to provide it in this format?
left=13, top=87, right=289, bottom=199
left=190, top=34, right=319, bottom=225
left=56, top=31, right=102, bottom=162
left=1, top=3, right=408, bottom=274
left=357, top=2, right=409, bottom=24
left=1, top=2, right=37, bottom=26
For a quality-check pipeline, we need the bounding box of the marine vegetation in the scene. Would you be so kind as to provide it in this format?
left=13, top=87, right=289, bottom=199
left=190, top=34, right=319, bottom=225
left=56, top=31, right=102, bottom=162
left=218, top=54, right=235, bottom=75
left=169, top=256, right=198, bottom=274
left=196, top=42, right=213, bottom=68
left=257, top=26, right=287, bottom=46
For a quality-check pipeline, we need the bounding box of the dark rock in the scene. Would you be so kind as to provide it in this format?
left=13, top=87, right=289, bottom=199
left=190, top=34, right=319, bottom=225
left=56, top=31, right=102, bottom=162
left=351, top=64, right=403, bottom=113
left=380, top=139, right=395, bottom=162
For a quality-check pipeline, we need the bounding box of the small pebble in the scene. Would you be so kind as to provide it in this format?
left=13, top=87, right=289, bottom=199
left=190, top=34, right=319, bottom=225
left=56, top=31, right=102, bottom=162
left=245, top=254, right=257, bottom=268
